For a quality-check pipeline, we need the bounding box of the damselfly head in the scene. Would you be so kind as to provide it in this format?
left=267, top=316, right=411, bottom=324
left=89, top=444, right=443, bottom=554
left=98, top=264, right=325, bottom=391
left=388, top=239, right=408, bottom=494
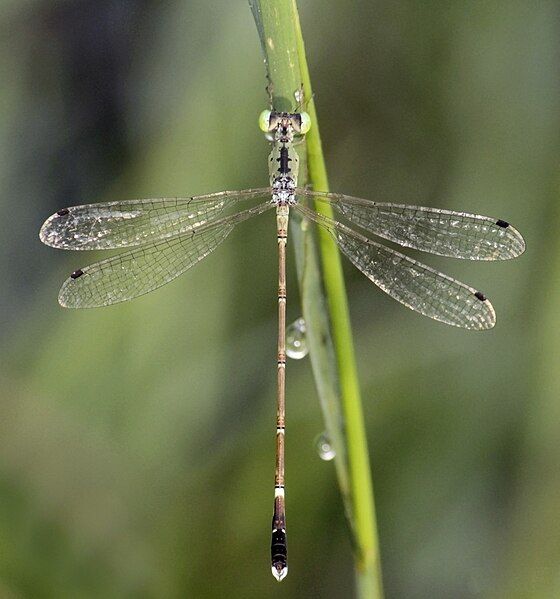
left=258, top=110, right=311, bottom=143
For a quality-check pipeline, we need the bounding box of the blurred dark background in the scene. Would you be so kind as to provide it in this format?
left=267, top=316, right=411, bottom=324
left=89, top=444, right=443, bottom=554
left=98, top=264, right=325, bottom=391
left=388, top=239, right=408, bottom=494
left=1, top=1, right=559, bottom=597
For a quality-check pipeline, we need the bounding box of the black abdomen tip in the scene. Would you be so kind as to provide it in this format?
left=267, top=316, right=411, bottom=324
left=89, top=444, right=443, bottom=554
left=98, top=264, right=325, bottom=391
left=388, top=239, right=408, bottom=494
left=271, top=528, right=288, bottom=581
left=474, top=291, right=487, bottom=301
left=70, top=269, right=84, bottom=279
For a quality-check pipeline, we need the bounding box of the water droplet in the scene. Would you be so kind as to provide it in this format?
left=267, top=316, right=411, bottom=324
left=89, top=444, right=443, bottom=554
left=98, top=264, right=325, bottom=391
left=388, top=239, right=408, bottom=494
left=315, top=432, right=336, bottom=461
left=286, top=317, right=308, bottom=359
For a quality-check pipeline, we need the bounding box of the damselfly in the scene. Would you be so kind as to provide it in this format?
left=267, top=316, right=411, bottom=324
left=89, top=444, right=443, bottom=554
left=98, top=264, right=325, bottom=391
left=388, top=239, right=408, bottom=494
left=39, top=110, right=525, bottom=581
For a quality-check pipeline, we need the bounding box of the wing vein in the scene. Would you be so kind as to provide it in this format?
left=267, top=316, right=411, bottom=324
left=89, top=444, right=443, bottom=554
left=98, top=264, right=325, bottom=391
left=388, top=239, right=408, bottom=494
left=296, top=189, right=525, bottom=260
left=295, top=204, right=496, bottom=330
left=58, top=202, right=272, bottom=308
left=40, top=188, right=271, bottom=250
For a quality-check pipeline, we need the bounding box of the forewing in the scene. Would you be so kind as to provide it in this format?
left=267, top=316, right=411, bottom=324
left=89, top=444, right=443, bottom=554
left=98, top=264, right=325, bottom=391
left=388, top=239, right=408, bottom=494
left=297, top=189, right=525, bottom=260
left=40, top=188, right=270, bottom=250
left=59, top=203, right=272, bottom=308
left=296, top=205, right=495, bottom=330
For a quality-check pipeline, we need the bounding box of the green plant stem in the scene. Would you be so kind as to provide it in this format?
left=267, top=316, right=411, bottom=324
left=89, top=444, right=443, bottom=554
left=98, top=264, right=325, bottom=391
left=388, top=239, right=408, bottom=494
left=250, top=1, right=383, bottom=596
left=292, top=7, right=383, bottom=597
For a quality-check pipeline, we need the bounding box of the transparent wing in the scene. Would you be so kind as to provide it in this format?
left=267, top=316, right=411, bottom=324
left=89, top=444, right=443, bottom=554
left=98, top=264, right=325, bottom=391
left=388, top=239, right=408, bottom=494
left=58, top=202, right=273, bottom=308
left=296, top=189, right=525, bottom=260
left=40, top=188, right=271, bottom=250
left=296, top=205, right=496, bottom=330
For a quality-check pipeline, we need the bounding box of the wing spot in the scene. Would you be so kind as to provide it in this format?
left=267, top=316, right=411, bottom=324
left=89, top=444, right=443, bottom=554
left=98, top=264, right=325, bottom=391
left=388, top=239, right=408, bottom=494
left=496, top=219, right=509, bottom=228
left=70, top=269, right=84, bottom=279
left=474, top=291, right=487, bottom=301
left=57, top=208, right=70, bottom=216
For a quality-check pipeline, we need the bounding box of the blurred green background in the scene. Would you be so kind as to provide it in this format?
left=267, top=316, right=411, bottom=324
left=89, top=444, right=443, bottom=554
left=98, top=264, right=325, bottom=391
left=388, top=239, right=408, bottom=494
left=1, top=1, right=559, bottom=597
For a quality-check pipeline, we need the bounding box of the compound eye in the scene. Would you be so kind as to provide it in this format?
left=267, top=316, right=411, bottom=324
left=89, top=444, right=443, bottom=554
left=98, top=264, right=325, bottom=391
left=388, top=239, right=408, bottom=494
left=258, top=110, right=272, bottom=132
left=299, top=112, right=311, bottom=134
